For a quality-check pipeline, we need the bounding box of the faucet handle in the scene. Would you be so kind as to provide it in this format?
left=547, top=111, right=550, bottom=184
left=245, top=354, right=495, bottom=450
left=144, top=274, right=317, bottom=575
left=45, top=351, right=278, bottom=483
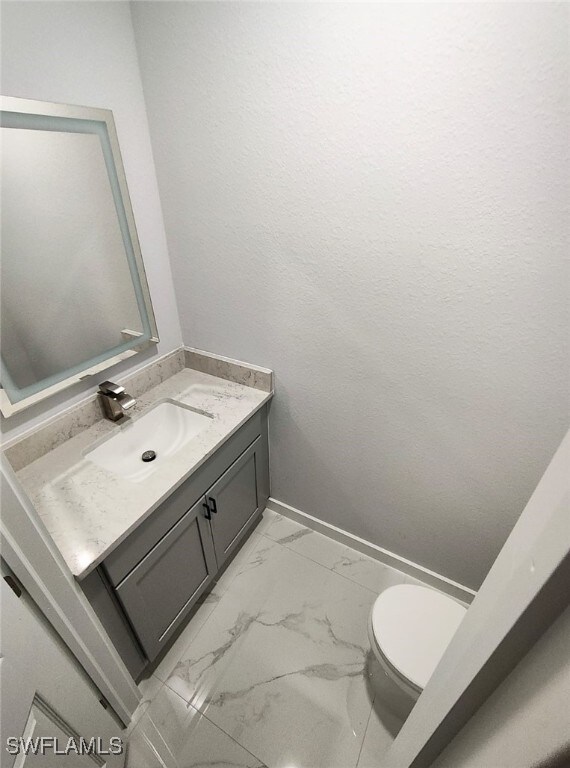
left=98, top=380, right=125, bottom=396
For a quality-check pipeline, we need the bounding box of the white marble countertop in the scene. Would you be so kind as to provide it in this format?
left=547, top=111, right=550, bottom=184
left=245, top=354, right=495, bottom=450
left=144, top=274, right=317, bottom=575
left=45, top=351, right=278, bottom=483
left=15, top=368, right=272, bottom=579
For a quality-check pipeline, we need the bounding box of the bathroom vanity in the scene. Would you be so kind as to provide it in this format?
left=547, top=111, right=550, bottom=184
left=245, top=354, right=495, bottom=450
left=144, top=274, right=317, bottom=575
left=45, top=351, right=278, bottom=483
left=82, top=406, right=269, bottom=678
left=6, top=349, right=273, bottom=680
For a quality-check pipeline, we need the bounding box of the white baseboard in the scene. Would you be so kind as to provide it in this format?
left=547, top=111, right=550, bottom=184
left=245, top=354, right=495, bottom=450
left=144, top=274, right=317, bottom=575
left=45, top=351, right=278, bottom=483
left=266, top=497, right=476, bottom=604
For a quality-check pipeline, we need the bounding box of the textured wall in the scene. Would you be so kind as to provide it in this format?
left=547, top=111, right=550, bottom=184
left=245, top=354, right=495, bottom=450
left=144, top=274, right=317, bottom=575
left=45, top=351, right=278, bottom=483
left=132, top=2, right=569, bottom=588
left=1, top=1, right=182, bottom=440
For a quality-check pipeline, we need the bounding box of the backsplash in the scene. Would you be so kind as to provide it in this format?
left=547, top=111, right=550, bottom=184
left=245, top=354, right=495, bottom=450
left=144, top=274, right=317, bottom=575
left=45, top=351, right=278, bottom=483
left=3, top=347, right=272, bottom=472
left=3, top=349, right=185, bottom=471
left=184, top=348, right=273, bottom=393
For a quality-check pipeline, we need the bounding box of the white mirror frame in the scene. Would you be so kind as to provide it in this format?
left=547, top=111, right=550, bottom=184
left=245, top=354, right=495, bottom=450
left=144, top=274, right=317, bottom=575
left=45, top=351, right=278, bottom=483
left=0, top=96, right=159, bottom=417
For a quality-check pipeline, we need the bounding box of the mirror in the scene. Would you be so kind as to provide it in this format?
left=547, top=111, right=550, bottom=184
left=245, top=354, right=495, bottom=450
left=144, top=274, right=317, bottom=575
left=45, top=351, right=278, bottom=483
left=0, top=96, right=159, bottom=417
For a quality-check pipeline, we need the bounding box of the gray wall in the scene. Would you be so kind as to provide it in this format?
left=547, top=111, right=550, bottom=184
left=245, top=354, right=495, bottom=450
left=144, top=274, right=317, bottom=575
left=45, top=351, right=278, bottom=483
left=132, top=2, right=569, bottom=589
left=1, top=1, right=182, bottom=441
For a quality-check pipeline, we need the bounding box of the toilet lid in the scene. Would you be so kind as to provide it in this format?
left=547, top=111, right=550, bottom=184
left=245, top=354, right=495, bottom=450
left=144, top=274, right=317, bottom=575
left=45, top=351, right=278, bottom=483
left=371, top=584, right=466, bottom=691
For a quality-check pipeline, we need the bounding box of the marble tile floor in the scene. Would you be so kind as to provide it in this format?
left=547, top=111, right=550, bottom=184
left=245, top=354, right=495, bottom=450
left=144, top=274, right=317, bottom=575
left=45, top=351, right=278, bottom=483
left=126, top=509, right=423, bottom=768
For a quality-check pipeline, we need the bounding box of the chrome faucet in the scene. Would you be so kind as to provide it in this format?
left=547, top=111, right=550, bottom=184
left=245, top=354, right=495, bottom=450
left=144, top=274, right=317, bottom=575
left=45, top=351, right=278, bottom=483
left=98, top=381, right=136, bottom=421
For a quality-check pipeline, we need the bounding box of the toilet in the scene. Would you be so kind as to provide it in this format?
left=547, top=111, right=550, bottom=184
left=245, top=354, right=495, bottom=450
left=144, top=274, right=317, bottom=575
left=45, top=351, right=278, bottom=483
left=368, top=584, right=467, bottom=710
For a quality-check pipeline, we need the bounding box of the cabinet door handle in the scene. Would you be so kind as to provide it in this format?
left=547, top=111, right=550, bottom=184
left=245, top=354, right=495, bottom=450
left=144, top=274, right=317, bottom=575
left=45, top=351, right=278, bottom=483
left=208, top=497, right=217, bottom=514
left=202, top=501, right=211, bottom=520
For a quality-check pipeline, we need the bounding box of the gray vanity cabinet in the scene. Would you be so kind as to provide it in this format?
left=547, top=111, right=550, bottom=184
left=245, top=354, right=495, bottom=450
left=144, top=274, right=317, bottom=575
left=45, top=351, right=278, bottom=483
left=81, top=406, right=269, bottom=679
left=114, top=497, right=217, bottom=659
left=207, top=436, right=263, bottom=567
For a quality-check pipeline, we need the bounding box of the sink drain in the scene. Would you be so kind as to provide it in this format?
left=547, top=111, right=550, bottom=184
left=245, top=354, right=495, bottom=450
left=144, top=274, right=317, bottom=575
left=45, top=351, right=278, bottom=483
left=141, top=450, right=157, bottom=462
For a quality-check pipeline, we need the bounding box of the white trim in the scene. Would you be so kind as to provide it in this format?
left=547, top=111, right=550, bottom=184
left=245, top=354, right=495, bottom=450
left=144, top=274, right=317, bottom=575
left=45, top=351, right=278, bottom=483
left=266, top=497, right=476, bottom=604
left=0, top=458, right=140, bottom=726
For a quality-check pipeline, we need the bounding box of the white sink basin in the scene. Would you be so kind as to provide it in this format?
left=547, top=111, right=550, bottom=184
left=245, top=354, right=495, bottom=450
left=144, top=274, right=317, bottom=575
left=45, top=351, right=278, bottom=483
left=85, top=400, right=213, bottom=482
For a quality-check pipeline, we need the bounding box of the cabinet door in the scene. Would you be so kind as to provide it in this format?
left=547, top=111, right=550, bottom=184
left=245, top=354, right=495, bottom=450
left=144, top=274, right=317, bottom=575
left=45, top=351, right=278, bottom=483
left=207, top=436, right=262, bottom=566
left=115, top=497, right=216, bottom=660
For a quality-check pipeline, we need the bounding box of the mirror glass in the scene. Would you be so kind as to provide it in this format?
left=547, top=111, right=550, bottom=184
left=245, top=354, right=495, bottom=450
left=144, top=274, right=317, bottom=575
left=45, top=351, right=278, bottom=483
left=0, top=98, right=159, bottom=416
